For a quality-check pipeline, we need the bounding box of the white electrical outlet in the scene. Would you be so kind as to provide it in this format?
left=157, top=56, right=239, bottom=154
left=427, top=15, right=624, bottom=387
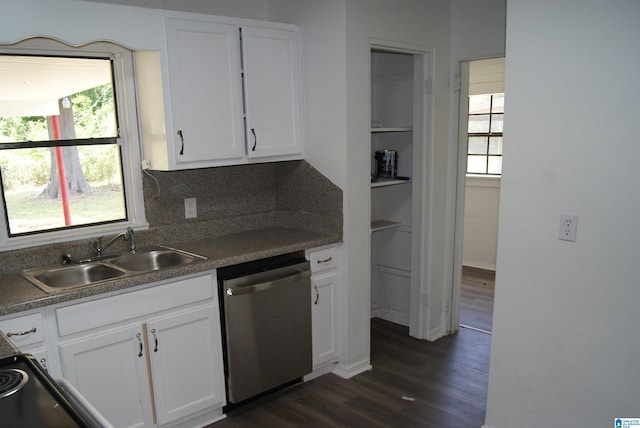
left=141, top=159, right=151, bottom=170
left=184, top=198, right=197, bottom=219
left=559, top=214, right=578, bottom=242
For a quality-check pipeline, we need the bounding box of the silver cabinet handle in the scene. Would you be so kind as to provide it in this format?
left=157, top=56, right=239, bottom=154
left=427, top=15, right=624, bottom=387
left=314, top=285, right=319, bottom=305
left=6, top=327, right=36, bottom=337
left=177, top=129, right=184, bottom=155
left=40, top=358, right=48, bottom=371
left=151, top=328, right=158, bottom=352
left=136, top=333, right=143, bottom=357
left=317, top=257, right=332, bottom=264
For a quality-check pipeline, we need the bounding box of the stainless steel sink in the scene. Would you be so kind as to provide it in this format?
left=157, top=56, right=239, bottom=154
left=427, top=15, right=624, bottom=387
left=26, top=263, right=126, bottom=292
left=22, top=246, right=206, bottom=293
left=109, top=248, right=196, bottom=272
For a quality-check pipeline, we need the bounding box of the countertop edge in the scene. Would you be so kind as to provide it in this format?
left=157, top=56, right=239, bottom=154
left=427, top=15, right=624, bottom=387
left=0, top=228, right=341, bottom=317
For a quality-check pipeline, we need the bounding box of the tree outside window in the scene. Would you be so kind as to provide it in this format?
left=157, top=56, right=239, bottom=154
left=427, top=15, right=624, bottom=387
left=0, top=54, right=127, bottom=236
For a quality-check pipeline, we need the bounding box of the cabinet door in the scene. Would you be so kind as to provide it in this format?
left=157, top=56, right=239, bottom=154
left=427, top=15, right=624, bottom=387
left=166, top=18, right=246, bottom=166
left=145, top=304, right=225, bottom=425
left=59, top=325, right=153, bottom=428
left=311, top=272, right=339, bottom=367
left=242, top=26, right=302, bottom=159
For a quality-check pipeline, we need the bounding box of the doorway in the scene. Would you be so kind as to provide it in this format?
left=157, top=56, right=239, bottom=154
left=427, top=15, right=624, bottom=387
left=369, top=41, right=433, bottom=340
left=451, top=57, right=504, bottom=334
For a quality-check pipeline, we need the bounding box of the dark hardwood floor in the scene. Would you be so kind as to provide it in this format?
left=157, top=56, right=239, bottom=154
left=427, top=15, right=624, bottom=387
left=459, top=266, right=495, bottom=333
left=211, top=268, right=493, bottom=427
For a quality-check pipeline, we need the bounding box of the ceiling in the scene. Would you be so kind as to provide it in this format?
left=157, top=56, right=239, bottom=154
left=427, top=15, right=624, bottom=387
left=0, top=55, right=112, bottom=117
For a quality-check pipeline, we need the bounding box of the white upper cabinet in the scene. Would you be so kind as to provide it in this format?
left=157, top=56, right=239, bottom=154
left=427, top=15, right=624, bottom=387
left=138, top=16, right=303, bottom=171
left=166, top=19, right=246, bottom=167
left=242, top=26, right=303, bottom=160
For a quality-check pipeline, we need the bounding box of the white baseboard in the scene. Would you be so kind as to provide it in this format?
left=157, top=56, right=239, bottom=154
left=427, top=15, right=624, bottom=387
left=332, top=359, right=372, bottom=379
left=462, top=261, right=496, bottom=271
left=304, top=362, right=337, bottom=382
left=371, top=308, right=410, bottom=326
left=427, top=325, right=446, bottom=341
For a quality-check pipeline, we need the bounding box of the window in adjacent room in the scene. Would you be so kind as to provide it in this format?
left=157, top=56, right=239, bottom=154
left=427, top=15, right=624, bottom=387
left=0, top=38, right=145, bottom=248
left=467, top=93, right=504, bottom=175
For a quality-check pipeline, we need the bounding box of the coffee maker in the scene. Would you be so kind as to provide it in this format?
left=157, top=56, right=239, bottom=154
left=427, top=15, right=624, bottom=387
left=373, top=150, right=398, bottom=180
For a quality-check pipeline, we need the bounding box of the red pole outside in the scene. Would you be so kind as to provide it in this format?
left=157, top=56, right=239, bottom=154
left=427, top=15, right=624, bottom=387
left=50, top=116, right=72, bottom=226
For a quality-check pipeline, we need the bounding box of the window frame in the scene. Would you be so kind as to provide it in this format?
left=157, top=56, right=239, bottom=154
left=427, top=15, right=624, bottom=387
left=0, top=38, right=147, bottom=251
left=466, top=93, right=504, bottom=176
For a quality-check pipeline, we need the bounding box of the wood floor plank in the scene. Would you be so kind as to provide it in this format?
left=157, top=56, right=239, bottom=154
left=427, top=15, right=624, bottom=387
left=460, top=266, right=495, bottom=332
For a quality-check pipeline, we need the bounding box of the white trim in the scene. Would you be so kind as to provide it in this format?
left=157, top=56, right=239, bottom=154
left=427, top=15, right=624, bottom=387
left=371, top=309, right=410, bottom=327
left=331, top=359, right=372, bottom=380
left=369, top=38, right=435, bottom=341
left=463, top=261, right=497, bottom=272
left=427, top=325, right=446, bottom=342
left=0, top=38, right=148, bottom=252
left=465, top=175, right=501, bottom=187
left=449, top=57, right=504, bottom=334
left=303, top=362, right=337, bottom=382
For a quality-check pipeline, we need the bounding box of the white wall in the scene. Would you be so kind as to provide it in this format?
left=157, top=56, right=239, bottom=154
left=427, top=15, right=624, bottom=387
left=343, top=0, right=453, bottom=368
left=450, top=0, right=506, bottom=330
left=451, top=0, right=506, bottom=61
left=462, top=57, right=504, bottom=271
left=463, top=177, right=500, bottom=270
left=80, top=0, right=271, bottom=20
left=302, top=0, right=506, bottom=373
left=484, top=1, right=640, bottom=427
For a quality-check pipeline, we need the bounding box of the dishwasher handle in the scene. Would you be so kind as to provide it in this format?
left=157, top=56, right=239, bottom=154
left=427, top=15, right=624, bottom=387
left=226, top=268, right=311, bottom=297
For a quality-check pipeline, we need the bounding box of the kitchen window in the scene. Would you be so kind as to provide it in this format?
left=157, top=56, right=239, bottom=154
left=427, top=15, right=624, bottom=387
left=0, top=38, right=146, bottom=250
left=467, top=93, right=504, bottom=175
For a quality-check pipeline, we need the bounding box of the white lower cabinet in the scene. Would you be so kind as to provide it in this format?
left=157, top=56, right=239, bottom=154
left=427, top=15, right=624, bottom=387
left=60, top=324, right=153, bottom=428
left=311, top=272, right=338, bottom=367
left=56, top=272, right=225, bottom=428
left=145, top=305, right=224, bottom=425
left=306, top=245, right=340, bottom=370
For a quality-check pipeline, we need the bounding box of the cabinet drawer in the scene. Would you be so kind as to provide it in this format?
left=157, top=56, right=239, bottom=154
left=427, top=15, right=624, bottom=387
left=0, top=312, right=45, bottom=348
left=56, top=273, right=216, bottom=337
left=308, top=246, right=338, bottom=274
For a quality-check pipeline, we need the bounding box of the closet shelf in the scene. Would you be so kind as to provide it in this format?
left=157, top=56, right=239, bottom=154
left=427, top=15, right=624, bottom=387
left=371, top=127, right=412, bottom=133
left=370, top=220, right=402, bottom=233
left=371, top=178, right=411, bottom=188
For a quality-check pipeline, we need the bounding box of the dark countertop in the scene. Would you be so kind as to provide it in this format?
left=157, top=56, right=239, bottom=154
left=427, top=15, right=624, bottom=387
left=0, top=332, right=18, bottom=358
left=0, top=227, right=340, bottom=358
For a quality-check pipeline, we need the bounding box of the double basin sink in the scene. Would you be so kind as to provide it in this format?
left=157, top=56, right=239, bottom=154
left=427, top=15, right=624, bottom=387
left=22, top=247, right=206, bottom=293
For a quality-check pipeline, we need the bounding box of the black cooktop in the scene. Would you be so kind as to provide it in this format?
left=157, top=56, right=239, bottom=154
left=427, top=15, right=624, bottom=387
left=0, top=354, right=93, bottom=427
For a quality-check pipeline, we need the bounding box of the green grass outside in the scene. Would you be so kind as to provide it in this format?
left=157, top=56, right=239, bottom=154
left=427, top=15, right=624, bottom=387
left=5, top=185, right=125, bottom=234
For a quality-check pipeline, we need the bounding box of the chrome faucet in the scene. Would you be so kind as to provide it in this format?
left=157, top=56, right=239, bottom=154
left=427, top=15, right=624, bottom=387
left=126, top=227, right=136, bottom=254
left=95, top=227, right=136, bottom=256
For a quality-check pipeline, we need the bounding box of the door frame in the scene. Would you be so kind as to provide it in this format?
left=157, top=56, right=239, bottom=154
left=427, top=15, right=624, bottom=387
left=449, top=57, right=504, bottom=333
left=450, top=60, right=471, bottom=332
left=369, top=38, right=433, bottom=340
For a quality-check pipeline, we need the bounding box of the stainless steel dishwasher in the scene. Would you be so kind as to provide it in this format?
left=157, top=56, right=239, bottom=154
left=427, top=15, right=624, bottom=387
left=218, top=252, right=312, bottom=404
